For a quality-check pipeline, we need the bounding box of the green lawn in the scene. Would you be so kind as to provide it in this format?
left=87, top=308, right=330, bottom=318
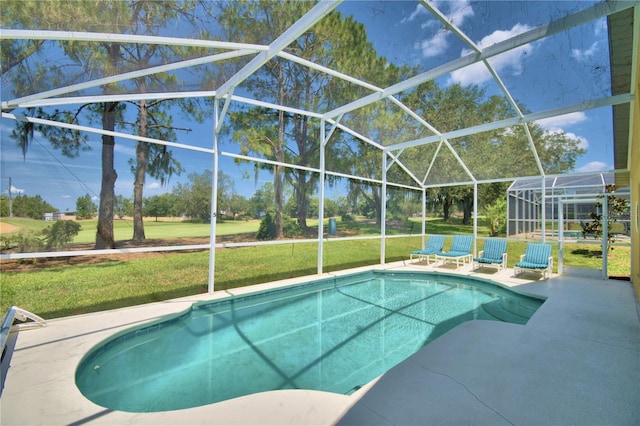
left=0, top=216, right=631, bottom=320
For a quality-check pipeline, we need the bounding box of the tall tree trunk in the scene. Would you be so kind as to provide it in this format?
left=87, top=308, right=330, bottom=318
left=95, top=102, right=118, bottom=249
left=443, top=197, right=452, bottom=222
left=132, top=99, right=149, bottom=241
left=374, top=187, right=382, bottom=226
left=462, top=195, right=473, bottom=225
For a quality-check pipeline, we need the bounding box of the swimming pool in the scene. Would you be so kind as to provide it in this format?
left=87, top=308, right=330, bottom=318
left=76, top=270, right=544, bottom=412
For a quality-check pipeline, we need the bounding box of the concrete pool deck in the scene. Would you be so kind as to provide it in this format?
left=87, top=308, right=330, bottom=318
left=2, top=262, right=639, bottom=425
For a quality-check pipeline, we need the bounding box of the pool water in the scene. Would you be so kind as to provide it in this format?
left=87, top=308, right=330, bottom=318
left=76, top=271, right=543, bottom=412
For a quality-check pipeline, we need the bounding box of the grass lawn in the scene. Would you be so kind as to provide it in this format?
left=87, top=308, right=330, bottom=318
left=0, top=216, right=631, bottom=319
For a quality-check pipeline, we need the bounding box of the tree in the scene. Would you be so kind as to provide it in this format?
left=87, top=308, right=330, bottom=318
left=9, top=194, right=57, bottom=220
left=226, top=194, right=251, bottom=220
left=123, top=0, right=211, bottom=241
left=2, top=1, right=206, bottom=248
left=76, top=194, right=97, bottom=220
left=114, top=195, right=133, bottom=219
left=247, top=182, right=275, bottom=219
left=581, top=184, right=629, bottom=253
left=482, top=198, right=507, bottom=237
left=94, top=101, right=121, bottom=249
left=172, top=170, right=236, bottom=222
left=220, top=2, right=403, bottom=234
left=0, top=196, right=8, bottom=217
left=2, top=1, right=127, bottom=249
left=143, top=193, right=180, bottom=221
left=256, top=212, right=276, bottom=240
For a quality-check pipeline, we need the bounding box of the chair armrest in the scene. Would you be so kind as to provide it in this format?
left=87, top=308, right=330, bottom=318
left=478, top=250, right=484, bottom=257
left=519, top=254, right=525, bottom=261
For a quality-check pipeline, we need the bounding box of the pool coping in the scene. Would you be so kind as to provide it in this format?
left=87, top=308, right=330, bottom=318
left=2, top=262, right=639, bottom=425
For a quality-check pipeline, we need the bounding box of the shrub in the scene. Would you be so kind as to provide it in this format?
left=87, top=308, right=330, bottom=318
left=42, top=220, right=81, bottom=250
left=283, top=216, right=302, bottom=238
left=341, top=214, right=354, bottom=222
left=256, top=213, right=276, bottom=240
left=0, top=231, right=44, bottom=252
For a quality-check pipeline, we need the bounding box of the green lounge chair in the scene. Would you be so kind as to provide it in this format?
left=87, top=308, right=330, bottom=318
left=410, top=235, right=445, bottom=264
left=436, top=235, right=473, bottom=269
left=473, top=238, right=507, bottom=271
left=515, top=243, right=553, bottom=279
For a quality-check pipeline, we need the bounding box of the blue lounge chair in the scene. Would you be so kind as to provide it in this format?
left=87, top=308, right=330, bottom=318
left=436, top=235, right=473, bottom=269
left=473, top=238, right=507, bottom=271
left=515, top=243, right=553, bottom=279
left=410, top=235, right=445, bottom=264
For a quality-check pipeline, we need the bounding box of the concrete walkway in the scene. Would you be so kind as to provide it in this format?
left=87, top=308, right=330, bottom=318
left=2, top=264, right=639, bottom=425
left=339, top=273, right=640, bottom=425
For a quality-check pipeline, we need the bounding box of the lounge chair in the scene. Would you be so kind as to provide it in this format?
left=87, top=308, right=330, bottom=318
left=473, top=238, right=507, bottom=271
left=435, top=235, right=473, bottom=269
left=410, top=235, right=445, bottom=264
left=514, top=243, right=553, bottom=279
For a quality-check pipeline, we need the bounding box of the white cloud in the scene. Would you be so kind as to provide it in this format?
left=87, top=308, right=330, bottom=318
left=571, top=41, right=598, bottom=61
left=442, top=0, right=474, bottom=27
left=448, top=23, right=533, bottom=85
left=536, top=112, right=587, bottom=129
left=146, top=181, right=161, bottom=190
left=416, top=30, right=450, bottom=57
left=402, top=4, right=426, bottom=23
left=542, top=129, right=589, bottom=151
left=9, top=185, right=24, bottom=194
left=413, top=0, right=474, bottom=58
left=91, top=195, right=100, bottom=202
left=577, top=161, right=609, bottom=173
left=563, top=131, right=589, bottom=151
left=536, top=113, right=589, bottom=150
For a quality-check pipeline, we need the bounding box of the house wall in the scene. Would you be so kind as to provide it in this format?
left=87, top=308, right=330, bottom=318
left=632, top=42, right=640, bottom=300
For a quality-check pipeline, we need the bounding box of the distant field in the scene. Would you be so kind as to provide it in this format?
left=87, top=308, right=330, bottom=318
left=0, top=216, right=490, bottom=245
left=0, top=217, right=262, bottom=243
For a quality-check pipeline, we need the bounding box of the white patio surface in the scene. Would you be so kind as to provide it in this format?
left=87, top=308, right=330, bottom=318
left=1, top=262, right=639, bottom=425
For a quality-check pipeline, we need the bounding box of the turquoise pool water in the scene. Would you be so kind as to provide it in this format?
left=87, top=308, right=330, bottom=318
left=76, top=271, right=544, bottom=412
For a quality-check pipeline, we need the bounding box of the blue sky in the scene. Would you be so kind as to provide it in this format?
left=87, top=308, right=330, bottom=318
left=0, top=1, right=617, bottom=212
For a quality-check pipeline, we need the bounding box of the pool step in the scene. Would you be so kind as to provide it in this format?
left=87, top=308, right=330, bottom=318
left=480, top=299, right=535, bottom=324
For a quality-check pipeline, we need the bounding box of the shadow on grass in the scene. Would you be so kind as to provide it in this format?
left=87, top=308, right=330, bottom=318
left=39, top=284, right=209, bottom=319
left=572, top=248, right=603, bottom=258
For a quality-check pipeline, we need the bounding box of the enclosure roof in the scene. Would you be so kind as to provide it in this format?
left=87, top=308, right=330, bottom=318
left=1, top=1, right=638, bottom=190
left=509, top=172, right=615, bottom=191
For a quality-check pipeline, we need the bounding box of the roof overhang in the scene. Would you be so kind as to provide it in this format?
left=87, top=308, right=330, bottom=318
left=609, top=4, right=638, bottom=187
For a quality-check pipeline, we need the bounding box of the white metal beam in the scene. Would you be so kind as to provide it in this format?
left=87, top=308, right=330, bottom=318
left=387, top=93, right=634, bottom=152
left=9, top=91, right=218, bottom=108
left=2, top=112, right=214, bottom=154
left=3, top=50, right=257, bottom=110
left=323, top=0, right=635, bottom=120
left=0, top=29, right=268, bottom=51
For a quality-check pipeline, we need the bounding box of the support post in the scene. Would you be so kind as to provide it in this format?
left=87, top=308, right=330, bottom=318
left=208, top=100, right=220, bottom=294
left=380, top=153, right=387, bottom=264
left=317, top=119, right=326, bottom=275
